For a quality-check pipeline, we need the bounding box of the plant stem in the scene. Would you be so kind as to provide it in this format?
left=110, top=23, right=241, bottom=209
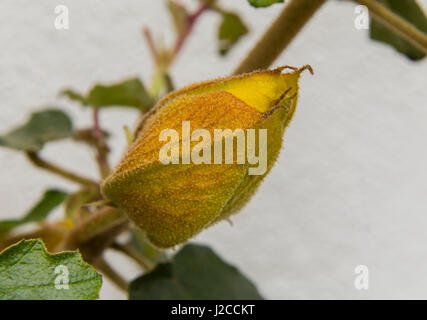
left=172, top=2, right=209, bottom=58
left=111, top=242, right=155, bottom=271
left=60, top=207, right=129, bottom=263
left=92, top=109, right=111, bottom=179
left=92, top=257, right=129, bottom=293
left=234, top=0, right=327, bottom=75
left=353, top=0, right=427, bottom=54
left=26, top=151, right=99, bottom=187
left=143, top=27, right=161, bottom=67
left=143, top=2, right=209, bottom=99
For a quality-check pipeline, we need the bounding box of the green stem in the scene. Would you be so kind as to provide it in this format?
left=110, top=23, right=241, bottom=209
left=234, top=0, right=327, bottom=75
left=60, top=207, right=128, bottom=262
left=26, top=151, right=99, bottom=187
left=92, top=257, right=129, bottom=293
left=353, top=0, right=427, bottom=54
left=111, top=242, right=155, bottom=271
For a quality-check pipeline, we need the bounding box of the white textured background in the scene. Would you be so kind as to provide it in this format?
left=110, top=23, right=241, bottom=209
left=1, top=0, right=427, bottom=299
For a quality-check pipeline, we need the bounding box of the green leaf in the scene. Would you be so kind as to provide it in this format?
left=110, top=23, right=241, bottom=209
left=218, top=12, right=249, bottom=55
left=129, top=244, right=263, bottom=300
left=167, top=0, right=189, bottom=35
left=0, top=189, right=67, bottom=234
left=248, top=0, right=284, bottom=8
left=60, top=89, right=88, bottom=106
left=0, top=239, right=102, bottom=300
left=62, top=78, right=154, bottom=111
left=370, top=0, right=427, bottom=60
left=0, top=109, right=73, bottom=152
left=88, top=78, right=154, bottom=110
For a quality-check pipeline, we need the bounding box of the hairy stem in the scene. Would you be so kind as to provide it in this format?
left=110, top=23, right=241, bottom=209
left=93, top=109, right=111, bottom=179
left=60, top=207, right=129, bottom=263
left=26, top=151, right=99, bottom=187
left=234, top=0, right=326, bottom=75
left=111, top=242, right=155, bottom=271
left=353, top=0, right=427, bottom=54
left=92, top=257, right=129, bottom=293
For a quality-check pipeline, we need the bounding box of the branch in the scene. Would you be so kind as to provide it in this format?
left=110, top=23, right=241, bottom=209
left=26, top=151, right=99, bottom=187
left=233, top=0, right=327, bottom=75
left=353, top=0, right=427, bottom=54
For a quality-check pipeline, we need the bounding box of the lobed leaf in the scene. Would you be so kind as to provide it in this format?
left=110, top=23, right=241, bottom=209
left=0, top=239, right=102, bottom=300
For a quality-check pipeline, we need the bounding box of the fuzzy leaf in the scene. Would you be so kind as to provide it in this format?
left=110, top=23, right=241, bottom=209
left=218, top=12, right=249, bottom=55
left=0, top=239, right=102, bottom=300
left=0, top=189, right=67, bottom=234
left=248, top=0, right=284, bottom=8
left=370, top=0, right=427, bottom=60
left=0, top=109, right=73, bottom=152
left=129, top=244, right=263, bottom=300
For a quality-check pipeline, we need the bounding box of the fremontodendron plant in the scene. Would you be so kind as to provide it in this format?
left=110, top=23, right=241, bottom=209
left=0, top=0, right=426, bottom=300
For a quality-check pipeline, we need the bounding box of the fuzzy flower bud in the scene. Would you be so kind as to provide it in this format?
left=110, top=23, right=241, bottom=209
left=102, top=66, right=312, bottom=248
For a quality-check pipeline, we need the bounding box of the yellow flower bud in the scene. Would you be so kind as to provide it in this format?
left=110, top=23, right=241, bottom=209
left=101, top=66, right=312, bottom=248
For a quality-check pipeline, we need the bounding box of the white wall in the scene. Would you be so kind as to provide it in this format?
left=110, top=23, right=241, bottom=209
left=1, top=0, right=427, bottom=299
